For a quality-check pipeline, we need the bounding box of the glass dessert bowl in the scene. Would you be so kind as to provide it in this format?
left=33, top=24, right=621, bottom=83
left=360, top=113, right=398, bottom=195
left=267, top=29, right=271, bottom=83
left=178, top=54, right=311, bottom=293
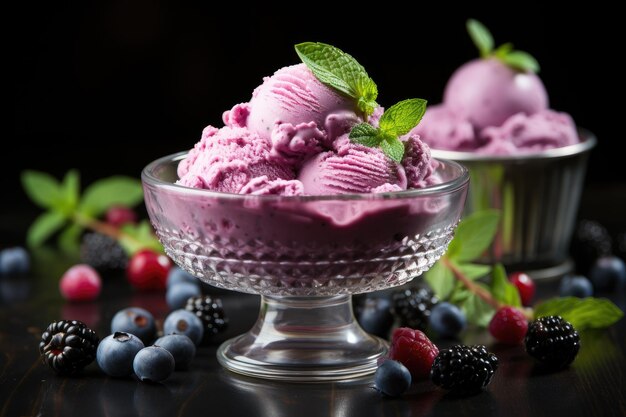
left=142, top=152, right=469, bottom=381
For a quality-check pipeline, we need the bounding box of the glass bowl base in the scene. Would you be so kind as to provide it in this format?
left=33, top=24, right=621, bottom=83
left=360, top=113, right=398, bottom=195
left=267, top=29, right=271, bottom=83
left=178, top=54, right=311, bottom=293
left=216, top=295, right=388, bottom=382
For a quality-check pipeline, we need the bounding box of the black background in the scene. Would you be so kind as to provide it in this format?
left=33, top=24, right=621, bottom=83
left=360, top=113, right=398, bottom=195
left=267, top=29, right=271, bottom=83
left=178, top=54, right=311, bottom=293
left=6, top=3, right=622, bottom=234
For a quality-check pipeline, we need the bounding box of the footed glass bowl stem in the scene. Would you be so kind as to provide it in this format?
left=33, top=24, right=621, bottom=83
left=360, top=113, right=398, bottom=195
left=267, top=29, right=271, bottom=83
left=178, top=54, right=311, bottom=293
left=217, top=295, right=387, bottom=381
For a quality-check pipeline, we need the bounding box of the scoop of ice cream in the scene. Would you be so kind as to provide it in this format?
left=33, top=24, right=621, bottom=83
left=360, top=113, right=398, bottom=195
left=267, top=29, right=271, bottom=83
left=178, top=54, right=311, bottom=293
left=444, top=58, right=548, bottom=130
left=402, top=134, right=438, bottom=188
left=410, top=104, right=479, bottom=151
left=479, top=110, right=579, bottom=155
left=246, top=64, right=359, bottom=139
left=177, top=126, right=294, bottom=193
left=239, top=176, right=304, bottom=196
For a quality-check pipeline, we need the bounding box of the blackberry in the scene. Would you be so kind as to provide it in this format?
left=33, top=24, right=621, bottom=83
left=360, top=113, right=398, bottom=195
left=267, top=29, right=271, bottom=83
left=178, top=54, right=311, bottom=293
left=392, top=287, right=439, bottom=331
left=525, top=316, right=580, bottom=369
left=570, top=220, right=612, bottom=274
left=430, top=344, right=498, bottom=393
left=39, top=320, right=99, bottom=375
left=185, top=295, right=228, bottom=342
left=80, top=232, right=128, bottom=271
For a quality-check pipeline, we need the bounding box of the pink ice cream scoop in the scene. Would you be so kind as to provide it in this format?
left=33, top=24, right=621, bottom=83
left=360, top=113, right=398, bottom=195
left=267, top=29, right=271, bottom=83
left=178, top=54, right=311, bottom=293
left=410, top=104, right=479, bottom=151
left=177, top=125, right=295, bottom=193
left=444, top=58, right=548, bottom=131
left=479, top=110, right=579, bottom=154
left=246, top=64, right=360, bottom=140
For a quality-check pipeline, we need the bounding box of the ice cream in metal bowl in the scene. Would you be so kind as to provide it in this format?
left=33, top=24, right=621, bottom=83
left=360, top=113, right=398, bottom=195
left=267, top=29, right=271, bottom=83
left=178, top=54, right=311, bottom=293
left=142, top=153, right=468, bottom=380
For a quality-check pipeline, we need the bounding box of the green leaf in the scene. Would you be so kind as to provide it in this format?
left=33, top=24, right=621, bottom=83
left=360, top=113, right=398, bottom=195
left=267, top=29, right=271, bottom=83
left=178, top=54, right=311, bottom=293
left=349, top=123, right=382, bottom=147
left=79, top=176, right=143, bottom=217
left=494, top=42, right=514, bottom=58
left=58, top=224, right=83, bottom=254
left=62, top=170, right=80, bottom=213
left=501, top=50, right=540, bottom=73
left=446, top=209, right=500, bottom=262
left=380, top=137, right=405, bottom=162
left=425, top=260, right=455, bottom=299
left=295, top=42, right=378, bottom=115
left=467, top=19, right=494, bottom=57
left=534, top=297, right=623, bottom=330
left=379, top=98, right=428, bottom=137
left=456, top=263, right=491, bottom=280
left=491, top=263, right=521, bottom=307
left=462, top=290, right=496, bottom=327
left=118, top=220, right=163, bottom=255
left=21, top=170, right=65, bottom=210
left=27, top=211, right=67, bottom=247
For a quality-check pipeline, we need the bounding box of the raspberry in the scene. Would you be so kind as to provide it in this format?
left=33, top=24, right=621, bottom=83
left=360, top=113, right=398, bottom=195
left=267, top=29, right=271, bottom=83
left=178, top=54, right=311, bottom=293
left=59, top=264, right=102, bottom=302
left=388, top=327, right=438, bottom=380
left=488, top=307, right=528, bottom=344
left=525, top=316, right=580, bottom=369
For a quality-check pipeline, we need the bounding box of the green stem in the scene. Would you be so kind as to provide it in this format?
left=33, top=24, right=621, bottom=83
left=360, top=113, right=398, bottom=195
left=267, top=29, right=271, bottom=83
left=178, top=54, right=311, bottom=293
left=443, top=257, right=501, bottom=310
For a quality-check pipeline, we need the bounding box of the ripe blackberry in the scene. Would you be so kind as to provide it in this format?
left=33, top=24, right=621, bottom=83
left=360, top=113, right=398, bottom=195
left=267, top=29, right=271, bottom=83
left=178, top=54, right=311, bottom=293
left=39, top=320, right=99, bottom=375
left=430, top=344, right=498, bottom=393
left=185, top=295, right=228, bottom=342
left=525, top=316, right=580, bottom=369
left=570, top=220, right=612, bottom=274
left=80, top=233, right=128, bottom=271
left=391, top=287, right=439, bottom=331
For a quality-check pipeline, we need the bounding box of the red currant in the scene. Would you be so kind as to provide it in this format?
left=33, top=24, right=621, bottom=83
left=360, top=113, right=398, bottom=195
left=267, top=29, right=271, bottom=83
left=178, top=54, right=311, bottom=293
left=59, top=264, right=102, bottom=302
left=488, top=306, right=528, bottom=344
left=126, top=250, right=171, bottom=291
left=105, top=206, right=137, bottom=227
left=509, top=272, right=535, bottom=306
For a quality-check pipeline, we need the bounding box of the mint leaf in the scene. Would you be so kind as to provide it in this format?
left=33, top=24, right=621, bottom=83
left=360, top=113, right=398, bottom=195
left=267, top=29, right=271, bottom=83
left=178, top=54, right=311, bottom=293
left=494, top=42, right=514, bottom=59
left=467, top=19, right=494, bottom=57
left=295, top=42, right=378, bottom=115
left=21, top=170, right=65, bottom=210
left=380, top=137, right=405, bottom=163
left=446, top=209, right=500, bottom=262
left=349, top=123, right=381, bottom=147
left=379, top=98, right=427, bottom=136
left=491, top=263, right=521, bottom=307
left=425, top=260, right=455, bottom=299
left=462, top=289, right=496, bottom=327
left=119, top=220, right=163, bottom=255
left=456, top=263, right=491, bottom=280
left=501, top=50, right=540, bottom=73
left=79, top=176, right=143, bottom=217
left=61, top=170, right=80, bottom=215
left=534, top=297, right=623, bottom=330
left=27, top=211, right=67, bottom=247
left=58, top=224, right=82, bottom=254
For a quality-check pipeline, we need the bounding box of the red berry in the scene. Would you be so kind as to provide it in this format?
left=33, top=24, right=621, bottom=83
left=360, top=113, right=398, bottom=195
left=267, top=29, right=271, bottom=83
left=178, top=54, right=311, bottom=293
left=509, top=272, right=535, bottom=306
left=488, top=307, right=528, bottom=344
left=126, top=250, right=171, bottom=291
left=388, top=327, right=438, bottom=380
left=59, top=264, right=102, bottom=302
left=105, top=206, right=137, bottom=227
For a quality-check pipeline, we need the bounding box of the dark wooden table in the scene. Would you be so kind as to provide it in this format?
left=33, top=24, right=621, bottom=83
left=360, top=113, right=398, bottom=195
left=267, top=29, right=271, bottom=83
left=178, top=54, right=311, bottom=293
left=2, top=185, right=626, bottom=417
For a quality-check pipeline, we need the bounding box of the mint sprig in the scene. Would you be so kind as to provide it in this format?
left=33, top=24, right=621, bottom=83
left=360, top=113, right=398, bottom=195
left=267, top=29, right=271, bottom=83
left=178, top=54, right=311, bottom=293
left=21, top=170, right=161, bottom=255
left=295, top=42, right=378, bottom=116
left=425, top=209, right=623, bottom=330
left=349, top=98, right=427, bottom=162
left=466, top=18, right=540, bottom=73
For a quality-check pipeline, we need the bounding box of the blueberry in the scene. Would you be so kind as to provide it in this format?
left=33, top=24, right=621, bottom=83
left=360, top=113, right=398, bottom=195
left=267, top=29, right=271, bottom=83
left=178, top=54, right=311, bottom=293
left=429, top=302, right=466, bottom=338
left=111, top=307, right=157, bottom=344
left=167, top=267, right=199, bottom=289
left=163, top=309, right=204, bottom=346
left=97, top=332, right=145, bottom=377
left=0, top=247, right=30, bottom=276
left=559, top=275, right=593, bottom=298
left=355, top=297, right=394, bottom=338
left=133, top=346, right=175, bottom=383
left=166, top=282, right=201, bottom=310
left=374, top=359, right=412, bottom=397
left=154, top=334, right=196, bottom=370
left=589, top=256, right=626, bottom=292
